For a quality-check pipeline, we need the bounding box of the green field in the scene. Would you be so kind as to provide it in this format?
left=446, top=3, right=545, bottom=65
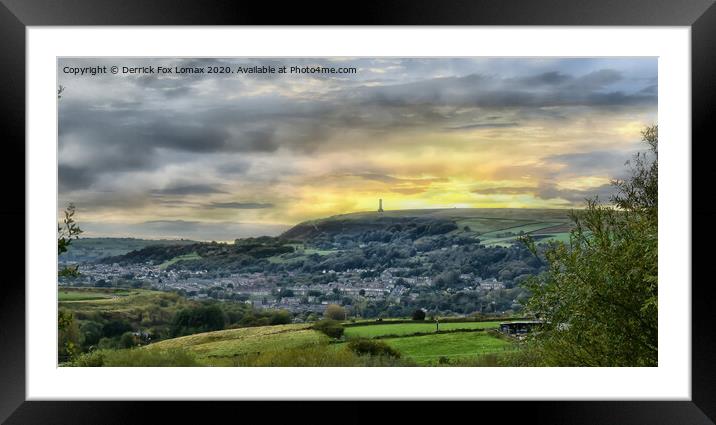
left=532, top=233, right=572, bottom=244
left=478, top=222, right=563, bottom=238
left=146, top=321, right=513, bottom=366
left=58, top=289, right=131, bottom=301
left=381, top=332, right=513, bottom=365
left=158, top=252, right=201, bottom=269
left=267, top=247, right=337, bottom=264
left=344, top=321, right=502, bottom=338
left=146, top=324, right=326, bottom=365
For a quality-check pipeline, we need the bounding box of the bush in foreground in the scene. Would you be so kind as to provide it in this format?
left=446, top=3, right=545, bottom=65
left=346, top=338, right=401, bottom=359
left=312, top=319, right=345, bottom=339
left=324, top=304, right=346, bottom=321
left=235, top=344, right=411, bottom=367
left=71, top=348, right=198, bottom=367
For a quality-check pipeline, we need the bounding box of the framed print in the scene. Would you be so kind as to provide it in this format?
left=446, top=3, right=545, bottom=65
left=2, top=0, right=715, bottom=423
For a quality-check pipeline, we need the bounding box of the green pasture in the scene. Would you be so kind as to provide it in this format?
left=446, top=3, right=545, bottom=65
left=344, top=321, right=502, bottom=339
left=146, top=324, right=325, bottom=365
left=158, top=252, right=201, bottom=269
left=382, top=332, right=514, bottom=365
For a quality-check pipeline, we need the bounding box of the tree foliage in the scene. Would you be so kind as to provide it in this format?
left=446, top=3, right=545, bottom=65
left=324, top=304, right=346, bottom=321
left=411, top=309, right=426, bottom=321
left=58, top=203, right=83, bottom=277
left=523, top=125, right=658, bottom=366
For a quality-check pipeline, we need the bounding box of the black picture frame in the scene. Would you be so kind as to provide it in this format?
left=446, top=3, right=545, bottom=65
left=1, top=0, right=713, bottom=423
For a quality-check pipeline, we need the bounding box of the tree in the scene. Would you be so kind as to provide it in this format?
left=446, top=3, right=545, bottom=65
left=119, top=332, right=138, bottom=348
left=324, top=304, right=346, bottom=321
left=411, top=309, right=426, bottom=321
left=58, top=310, right=79, bottom=362
left=523, top=125, right=658, bottom=366
left=58, top=203, right=83, bottom=277
left=312, top=319, right=344, bottom=339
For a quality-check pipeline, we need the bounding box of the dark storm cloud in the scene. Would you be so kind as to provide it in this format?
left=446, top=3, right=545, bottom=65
left=472, top=183, right=617, bottom=204
left=58, top=58, right=656, bottom=210
left=544, top=150, right=633, bottom=177
left=536, top=183, right=617, bottom=203
left=493, top=150, right=634, bottom=182
left=347, top=69, right=654, bottom=109
left=151, top=184, right=226, bottom=196
left=58, top=165, right=94, bottom=191
left=208, top=202, right=274, bottom=209
left=447, top=122, right=519, bottom=131
left=80, top=219, right=290, bottom=240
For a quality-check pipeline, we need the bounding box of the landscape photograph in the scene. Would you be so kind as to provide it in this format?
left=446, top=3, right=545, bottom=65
left=57, top=57, right=658, bottom=367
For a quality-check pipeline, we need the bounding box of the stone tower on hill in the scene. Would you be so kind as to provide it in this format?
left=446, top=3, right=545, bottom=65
left=378, top=199, right=384, bottom=213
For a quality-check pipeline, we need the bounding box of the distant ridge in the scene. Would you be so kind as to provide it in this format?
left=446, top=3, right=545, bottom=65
left=280, top=208, right=573, bottom=241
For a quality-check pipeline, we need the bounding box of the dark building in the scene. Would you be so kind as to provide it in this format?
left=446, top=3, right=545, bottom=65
left=499, top=320, right=543, bottom=335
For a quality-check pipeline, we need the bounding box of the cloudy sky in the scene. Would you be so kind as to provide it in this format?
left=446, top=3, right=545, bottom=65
left=58, top=57, right=657, bottom=240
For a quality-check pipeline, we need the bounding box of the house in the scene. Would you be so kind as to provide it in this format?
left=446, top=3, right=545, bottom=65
left=499, top=320, right=544, bottom=335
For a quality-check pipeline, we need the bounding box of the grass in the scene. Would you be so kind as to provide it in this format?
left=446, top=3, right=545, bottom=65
left=58, top=287, right=194, bottom=336
left=344, top=321, right=502, bottom=339
left=146, top=323, right=326, bottom=365
left=267, top=247, right=336, bottom=264
left=66, top=318, right=516, bottom=366
left=380, top=332, right=514, bottom=365
left=158, top=252, right=201, bottom=269
left=58, top=289, right=129, bottom=301
left=72, top=348, right=199, bottom=367
left=455, top=218, right=531, bottom=235
left=478, top=222, right=563, bottom=238
left=532, top=232, right=572, bottom=244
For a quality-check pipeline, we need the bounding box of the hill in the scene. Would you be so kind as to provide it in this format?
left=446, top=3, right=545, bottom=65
left=59, top=237, right=197, bottom=263
left=281, top=208, right=574, bottom=246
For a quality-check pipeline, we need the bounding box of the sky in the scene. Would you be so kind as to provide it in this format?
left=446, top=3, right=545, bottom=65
left=58, top=57, right=657, bottom=240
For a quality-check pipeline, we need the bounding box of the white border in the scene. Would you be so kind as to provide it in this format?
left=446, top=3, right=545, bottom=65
left=27, top=27, right=690, bottom=400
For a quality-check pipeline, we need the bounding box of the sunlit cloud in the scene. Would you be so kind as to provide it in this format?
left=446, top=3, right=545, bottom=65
left=58, top=57, right=657, bottom=239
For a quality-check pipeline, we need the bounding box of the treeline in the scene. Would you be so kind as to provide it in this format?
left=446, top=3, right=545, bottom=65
left=59, top=294, right=293, bottom=362
left=99, top=237, right=295, bottom=267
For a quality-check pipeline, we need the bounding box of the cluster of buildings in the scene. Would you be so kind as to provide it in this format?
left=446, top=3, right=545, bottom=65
left=59, top=261, right=506, bottom=312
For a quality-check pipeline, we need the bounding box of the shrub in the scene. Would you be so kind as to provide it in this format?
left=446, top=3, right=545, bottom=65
left=346, top=338, right=401, bottom=358
left=102, top=320, right=132, bottom=338
left=170, top=304, right=225, bottom=337
left=79, top=321, right=103, bottom=349
left=324, top=304, right=346, bottom=321
left=72, top=350, right=107, bottom=367
left=71, top=348, right=198, bottom=367
left=235, top=345, right=411, bottom=367
left=269, top=309, right=292, bottom=325
left=236, top=345, right=358, bottom=367
left=119, top=331, right=137, bottom=348
left=411, top=309, right=426, bottom=321
left=312, top=319, right=345, bottom=339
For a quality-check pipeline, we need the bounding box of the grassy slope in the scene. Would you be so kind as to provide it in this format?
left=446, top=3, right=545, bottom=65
left=146, top=324, right=326, bottom=365
left=143, top=320, right=512, bottom=366
left=59, top=287, right=193, bottom=325
left=284, top=208, right=573, bottom=246
left=158, top=252, right=202, bottom=269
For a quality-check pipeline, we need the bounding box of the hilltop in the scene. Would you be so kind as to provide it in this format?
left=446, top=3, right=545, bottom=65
left=281, top=208, right=574, bottom=246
